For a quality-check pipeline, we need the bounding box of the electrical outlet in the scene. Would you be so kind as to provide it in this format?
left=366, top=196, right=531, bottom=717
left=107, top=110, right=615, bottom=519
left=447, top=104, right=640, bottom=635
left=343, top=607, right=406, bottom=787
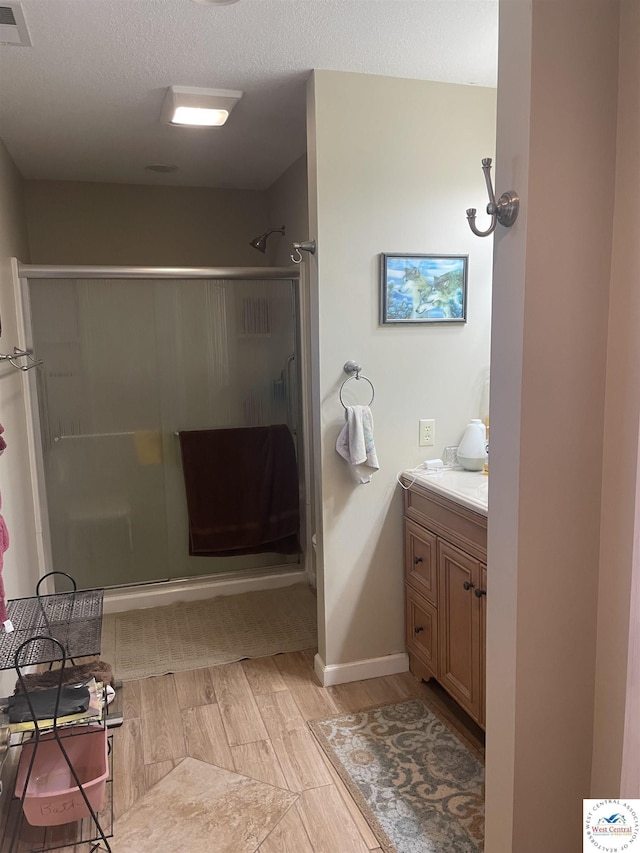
left=419, top=419, right=435, bottom=447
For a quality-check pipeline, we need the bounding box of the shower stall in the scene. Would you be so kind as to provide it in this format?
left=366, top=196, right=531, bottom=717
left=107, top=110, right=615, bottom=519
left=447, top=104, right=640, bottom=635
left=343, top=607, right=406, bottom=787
left=19, top=265, right=306, bottom=594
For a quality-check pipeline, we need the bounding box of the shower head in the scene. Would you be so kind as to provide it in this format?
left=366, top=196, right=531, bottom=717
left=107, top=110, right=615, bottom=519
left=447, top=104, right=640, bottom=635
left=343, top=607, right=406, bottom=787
left=249, top=226, right=285, bottom=253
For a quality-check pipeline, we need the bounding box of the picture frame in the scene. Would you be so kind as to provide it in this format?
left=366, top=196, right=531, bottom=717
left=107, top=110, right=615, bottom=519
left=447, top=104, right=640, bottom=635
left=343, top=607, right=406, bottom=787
left=380, top=253, right=468, bottom=325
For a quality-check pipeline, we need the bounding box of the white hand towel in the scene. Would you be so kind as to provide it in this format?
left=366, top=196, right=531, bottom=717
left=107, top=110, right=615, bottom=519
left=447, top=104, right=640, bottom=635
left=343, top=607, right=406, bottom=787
left=336, top=405, right=379, bottom=484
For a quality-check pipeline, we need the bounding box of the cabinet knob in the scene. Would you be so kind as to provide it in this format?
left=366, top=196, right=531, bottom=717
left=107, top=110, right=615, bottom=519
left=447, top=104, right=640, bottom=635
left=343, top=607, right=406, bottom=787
left=463, top=581, right=475, bottom=591
left=413, top=556, right=423, bottom=565
left=414, top=625, right=424, bottom=634
left=474, top=588, right=487, bottom=598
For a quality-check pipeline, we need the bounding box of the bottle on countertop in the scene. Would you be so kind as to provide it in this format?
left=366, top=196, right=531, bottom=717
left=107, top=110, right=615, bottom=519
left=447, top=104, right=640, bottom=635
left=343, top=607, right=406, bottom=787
left=457, top=419, right=487, bottom=472
left=479, top=369, right=490, bottom=475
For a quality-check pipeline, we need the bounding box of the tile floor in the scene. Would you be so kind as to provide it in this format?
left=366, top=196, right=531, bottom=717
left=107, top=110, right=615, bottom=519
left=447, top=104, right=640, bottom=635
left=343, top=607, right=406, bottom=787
left=6, top=649, right=484, bottom=853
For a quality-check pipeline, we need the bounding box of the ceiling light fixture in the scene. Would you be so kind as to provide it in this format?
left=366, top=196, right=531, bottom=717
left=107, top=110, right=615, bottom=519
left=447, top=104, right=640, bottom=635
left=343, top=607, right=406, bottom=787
left=160, top=86, right=243, bottom=128
left=192, top=0, right=241, bottom=5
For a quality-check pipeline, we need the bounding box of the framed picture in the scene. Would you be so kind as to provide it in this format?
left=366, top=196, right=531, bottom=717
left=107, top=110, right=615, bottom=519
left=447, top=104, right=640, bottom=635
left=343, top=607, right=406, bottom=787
left=380, top=253, right=468, bottom=324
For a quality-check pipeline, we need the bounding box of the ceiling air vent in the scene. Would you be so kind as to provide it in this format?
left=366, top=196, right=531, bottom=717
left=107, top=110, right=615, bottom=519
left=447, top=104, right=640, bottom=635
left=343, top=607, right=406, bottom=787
left=0, top=3, right=31, bottom=47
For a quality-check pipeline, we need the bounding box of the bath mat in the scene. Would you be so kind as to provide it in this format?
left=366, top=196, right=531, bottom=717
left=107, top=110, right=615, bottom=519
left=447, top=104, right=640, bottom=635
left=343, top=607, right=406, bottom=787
left=111, top=757, right=297, bottom=853
left=309, top=699, right=485, bottom=853
left=102, top=584, right=317, bottom=681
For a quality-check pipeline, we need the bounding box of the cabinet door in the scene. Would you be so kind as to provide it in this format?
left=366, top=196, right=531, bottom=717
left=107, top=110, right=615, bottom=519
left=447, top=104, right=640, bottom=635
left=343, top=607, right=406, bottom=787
left=479, top=564, right=487, bottom=727
left=404, top=519, right=437, bottom=605
left=437, top=540, right=482, bottom=723
left=406, top=586, right=438, bottom=679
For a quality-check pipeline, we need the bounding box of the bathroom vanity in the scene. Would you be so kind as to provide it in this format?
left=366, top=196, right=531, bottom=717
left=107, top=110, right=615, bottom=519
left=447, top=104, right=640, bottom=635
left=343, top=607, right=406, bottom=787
left=401, top=469, right=488, bottom=728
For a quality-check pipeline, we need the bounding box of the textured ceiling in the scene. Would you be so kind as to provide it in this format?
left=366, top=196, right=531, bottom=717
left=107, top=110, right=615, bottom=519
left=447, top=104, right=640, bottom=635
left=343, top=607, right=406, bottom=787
left=0, top=0, right=498, bottom=190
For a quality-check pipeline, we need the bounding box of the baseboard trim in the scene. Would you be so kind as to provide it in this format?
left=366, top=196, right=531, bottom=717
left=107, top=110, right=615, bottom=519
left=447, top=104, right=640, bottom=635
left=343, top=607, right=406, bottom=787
left=104, top=567, right=308, bottom=614
left=314, top=651, right=409, bottom=686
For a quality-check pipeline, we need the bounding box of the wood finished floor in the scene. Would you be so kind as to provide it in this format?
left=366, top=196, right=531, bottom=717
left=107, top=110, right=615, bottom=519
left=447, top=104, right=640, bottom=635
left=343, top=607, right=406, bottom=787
left=12, top=650, right=485, bottom=853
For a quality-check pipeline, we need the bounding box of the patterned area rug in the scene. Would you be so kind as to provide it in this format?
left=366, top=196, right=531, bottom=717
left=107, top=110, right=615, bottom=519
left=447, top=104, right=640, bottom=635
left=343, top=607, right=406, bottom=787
left=309, top=699, right=484, bottom=853
left=102, top=584, right=317, bottom=681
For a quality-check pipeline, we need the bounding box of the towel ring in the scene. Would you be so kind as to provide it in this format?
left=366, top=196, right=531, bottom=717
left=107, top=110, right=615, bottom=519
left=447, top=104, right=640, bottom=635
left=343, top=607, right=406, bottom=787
left=339, top=373, right=375, bottom=410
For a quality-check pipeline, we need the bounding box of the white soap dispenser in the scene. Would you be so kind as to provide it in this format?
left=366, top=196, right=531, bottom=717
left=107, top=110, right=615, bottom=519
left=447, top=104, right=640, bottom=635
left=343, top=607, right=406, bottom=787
left=457, top=419, right=487, bottom=471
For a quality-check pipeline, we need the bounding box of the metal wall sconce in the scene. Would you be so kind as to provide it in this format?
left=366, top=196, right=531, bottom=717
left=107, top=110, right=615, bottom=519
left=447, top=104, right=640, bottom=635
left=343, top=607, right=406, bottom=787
left=466, top=158, right=520, bottom=237
left=290, top=240, right=316, bottom=264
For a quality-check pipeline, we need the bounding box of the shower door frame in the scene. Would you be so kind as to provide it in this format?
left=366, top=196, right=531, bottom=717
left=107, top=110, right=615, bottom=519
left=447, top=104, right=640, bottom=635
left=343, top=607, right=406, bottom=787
left=14, top=261, right=314, bottom=602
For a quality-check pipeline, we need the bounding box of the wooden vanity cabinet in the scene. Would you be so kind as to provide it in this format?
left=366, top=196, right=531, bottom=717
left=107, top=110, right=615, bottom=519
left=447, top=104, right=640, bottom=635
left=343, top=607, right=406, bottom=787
left=406, top=586, right=438, bottom=680
left=437, top=540, right=484, bottom=723
left=403, top=479, right=487, bottom=727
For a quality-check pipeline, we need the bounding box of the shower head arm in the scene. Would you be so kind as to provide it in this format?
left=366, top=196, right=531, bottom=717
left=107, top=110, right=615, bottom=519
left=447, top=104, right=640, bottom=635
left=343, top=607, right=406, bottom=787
left=249, top=226, right=286, bottom=253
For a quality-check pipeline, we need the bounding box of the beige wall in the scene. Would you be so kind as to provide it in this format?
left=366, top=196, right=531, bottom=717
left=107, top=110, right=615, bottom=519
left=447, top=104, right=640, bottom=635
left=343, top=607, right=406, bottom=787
left=482, top=4, right=531, bottom=845
left=267, top=155, right=309, bottom=268
left=486, top=1, right=620, bottom=850
left=595, top=0, right=640, bottom=797
left=308, top=71, right=496, bottom=668
left=267, top=154, right=316, bottom=585
left=0, top=139, right=39, bottom=696
left=24, top=181, right=273, bottom=267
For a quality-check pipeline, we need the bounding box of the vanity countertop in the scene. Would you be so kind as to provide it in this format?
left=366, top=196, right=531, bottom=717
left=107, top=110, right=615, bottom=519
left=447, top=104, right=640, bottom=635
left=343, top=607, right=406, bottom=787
left=402, top=468, right=488, bottom=517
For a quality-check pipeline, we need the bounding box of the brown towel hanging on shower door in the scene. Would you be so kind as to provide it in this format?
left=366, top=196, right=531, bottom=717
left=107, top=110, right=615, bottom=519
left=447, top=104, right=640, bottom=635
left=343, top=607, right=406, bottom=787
left=178, top=425, right=301, bottom=556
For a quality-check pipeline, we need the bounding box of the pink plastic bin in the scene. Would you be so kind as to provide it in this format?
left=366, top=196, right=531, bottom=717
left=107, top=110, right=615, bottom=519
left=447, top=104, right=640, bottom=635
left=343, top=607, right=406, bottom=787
left=15, top=725, right=109, bottom=826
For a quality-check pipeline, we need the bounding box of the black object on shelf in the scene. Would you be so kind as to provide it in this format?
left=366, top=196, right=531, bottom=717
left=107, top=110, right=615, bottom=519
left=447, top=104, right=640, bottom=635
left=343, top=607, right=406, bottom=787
left=8, top=682, right=90, bottom=723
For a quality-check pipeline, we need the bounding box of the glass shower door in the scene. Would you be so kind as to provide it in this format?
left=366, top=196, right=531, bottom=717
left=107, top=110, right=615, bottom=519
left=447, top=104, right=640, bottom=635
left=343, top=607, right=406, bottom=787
left=29, top=276, right=301, bottom=591
left=155, top=278, right=300, bottom=581
left=29, top=278, right=171, bottom=589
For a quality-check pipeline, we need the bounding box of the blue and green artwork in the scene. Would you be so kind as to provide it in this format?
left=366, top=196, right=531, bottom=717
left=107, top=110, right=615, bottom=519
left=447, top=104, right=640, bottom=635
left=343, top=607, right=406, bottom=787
left=382, top=254, right=467, bottom=323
